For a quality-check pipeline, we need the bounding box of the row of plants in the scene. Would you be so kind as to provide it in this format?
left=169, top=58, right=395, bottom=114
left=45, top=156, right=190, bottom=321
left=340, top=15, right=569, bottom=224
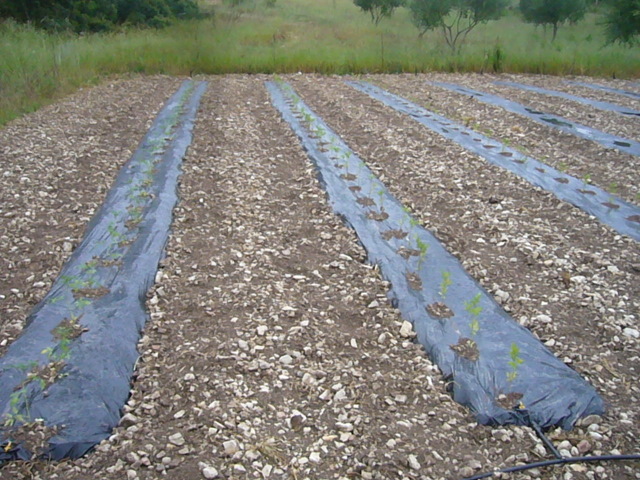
left=0, top=81, right=200, bottom=461
left=270, top=79, right=548, bottom=419
left=268, top=78, right=604, bottom=428
left=347, top=80, right=640, bottom=241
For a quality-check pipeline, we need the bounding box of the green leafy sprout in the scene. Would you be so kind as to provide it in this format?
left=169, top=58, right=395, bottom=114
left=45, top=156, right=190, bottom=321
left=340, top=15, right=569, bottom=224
left=439, top=271, right=452, bottom=299
left=465, top=293, right=482, bottom=336
left=416, top=237, right=429, bottom=270
left=507, top=343, right=524, bottom=383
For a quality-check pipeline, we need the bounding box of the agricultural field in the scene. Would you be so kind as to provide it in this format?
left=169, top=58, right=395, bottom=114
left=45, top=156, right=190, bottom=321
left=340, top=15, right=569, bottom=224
left=0, top=73, right=638, bottom=480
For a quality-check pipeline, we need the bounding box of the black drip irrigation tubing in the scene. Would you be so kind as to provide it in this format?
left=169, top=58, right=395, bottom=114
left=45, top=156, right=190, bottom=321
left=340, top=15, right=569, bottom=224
left=346, top=81, right=640, bottom=242
left=431, top=81, right=640, bottom=157
left=266, top=80, right=603, bottom=431
left=566, top=80, right=640, bottom=101
left=462, top=454, right=640, bottom=480
left=0, top=79, right=207, bottom=462
left=495, top=80, right=640, bottom=117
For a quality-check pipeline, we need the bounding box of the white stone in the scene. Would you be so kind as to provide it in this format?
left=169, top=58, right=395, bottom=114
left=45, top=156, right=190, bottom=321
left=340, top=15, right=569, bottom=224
left=256, top=325, right=268, bottom=336
left=408, top=454, right=421, bottom=470
left=168, top=433, right=185, bottom=446
left=279, top=354, right=293, bottom=365
left=223, top=439, right=240, bottom=456
left=623, top=328, right=639, bottom=339
left=400, top=321, right=415, bottom=338
left=202, top=467, right=219, bottom=479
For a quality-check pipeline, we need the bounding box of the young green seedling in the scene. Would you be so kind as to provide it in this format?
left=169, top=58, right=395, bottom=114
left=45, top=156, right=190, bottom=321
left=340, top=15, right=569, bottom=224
left=465, top=293, right=482, bottom=336
left=377, top=188, right=385, bottom=209
left=507, top=342, right=524, bottom=382
left=439, top=271, right=452, bottom=299
left=415, top=237, right=429, bottom=270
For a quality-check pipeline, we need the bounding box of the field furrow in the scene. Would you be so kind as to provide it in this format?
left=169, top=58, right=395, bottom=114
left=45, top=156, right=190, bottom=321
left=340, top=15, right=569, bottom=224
left=0, top=74, right=638, bottom=480
left=371, top=74, right=640, bottom=205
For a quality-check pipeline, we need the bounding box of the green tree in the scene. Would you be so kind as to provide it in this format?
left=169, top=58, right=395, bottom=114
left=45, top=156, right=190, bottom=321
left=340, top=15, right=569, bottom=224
left=353, top=0, right=405, bottom=25
left=603, top=0, right=640, bottom=44
left=409, top=0, right=509, bottom=51
left=0, top=0, right=200, bottom=32
left=519, top=0, right=587, bottom=41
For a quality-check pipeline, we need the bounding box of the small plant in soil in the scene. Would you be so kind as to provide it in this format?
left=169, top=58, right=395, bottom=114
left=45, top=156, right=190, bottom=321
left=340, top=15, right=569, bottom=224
left=377, top=188, right=385, bottom=210
left=3, top=316, right=87, bottom=428
left=464, top=293, right=482, bottom=336
left=439, top=271, right=452, bottom=299
left=506, top=342, right=523, bottom=383
left=415, top=237, right=429, bottom=270
left=107, top=222, right=124, bottom=242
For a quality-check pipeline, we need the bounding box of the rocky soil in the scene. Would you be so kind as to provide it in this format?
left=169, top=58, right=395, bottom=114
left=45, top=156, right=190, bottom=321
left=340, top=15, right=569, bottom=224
left=0, top=74, right=638, bottom=480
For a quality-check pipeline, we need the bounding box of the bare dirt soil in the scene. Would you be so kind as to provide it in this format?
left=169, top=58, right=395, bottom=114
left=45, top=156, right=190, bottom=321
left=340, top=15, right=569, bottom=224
left=0, top=74, right=638, bottom=480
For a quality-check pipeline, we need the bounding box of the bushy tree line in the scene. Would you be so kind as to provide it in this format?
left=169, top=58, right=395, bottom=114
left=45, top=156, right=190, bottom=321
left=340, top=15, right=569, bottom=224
left=0, top=0, right=201, bottom=32
left=353, top=0, right=639, bottom=46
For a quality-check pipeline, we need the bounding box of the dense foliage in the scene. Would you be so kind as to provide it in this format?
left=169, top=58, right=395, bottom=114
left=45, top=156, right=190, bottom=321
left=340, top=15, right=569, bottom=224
left=604, top=0, right=640, bottom=44
left=409, top=0, right=509, bottom=50
left=353, top=0, right=405, bottom=25
left=0, top=0, right=200, bottom=32
left=519, top=0, right=587, bottom=41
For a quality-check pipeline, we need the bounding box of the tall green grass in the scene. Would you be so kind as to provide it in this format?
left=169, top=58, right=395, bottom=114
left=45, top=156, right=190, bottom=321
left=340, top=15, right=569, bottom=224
left=1, top=0, right=638, bottom=125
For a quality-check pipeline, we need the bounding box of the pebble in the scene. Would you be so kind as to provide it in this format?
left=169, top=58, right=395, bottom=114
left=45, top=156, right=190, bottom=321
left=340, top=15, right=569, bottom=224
left=257, top=325, right=268, bottom=335
left=202, top=466, right=219, bottom=479
left=126, top=469, right=137, bottom=479
left=223, top=439, right=240, bottom=456
left=400, top=321, right=415, bottom=338
left=120, top=413, right=138, bottom=428
left=580, top=415, right=602, bottom=426
left=279, top=354, right=293, bottom=365
left=408, top=454, right=421, bottom=470
left=168, top=433, right=185, bottom=446
left=623, top=328, right=639, bottom=339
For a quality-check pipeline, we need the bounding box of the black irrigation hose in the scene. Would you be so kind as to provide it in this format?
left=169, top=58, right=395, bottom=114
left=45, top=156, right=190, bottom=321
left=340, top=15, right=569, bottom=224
left=462, top=454, right=640, bottom=480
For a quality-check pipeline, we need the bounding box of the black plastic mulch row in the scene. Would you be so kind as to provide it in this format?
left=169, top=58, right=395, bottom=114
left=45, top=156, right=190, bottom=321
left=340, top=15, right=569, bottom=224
left=0, top=80, right=207, bottom=462
left=495, top=80, right=640, bottom=117
left=267, top=80, right=603, bottom=430
left=566, top=80, right=640, bottom=100
left=432, top=81, right=640, bottom=157
left=347, top=81, right=640, bottom=242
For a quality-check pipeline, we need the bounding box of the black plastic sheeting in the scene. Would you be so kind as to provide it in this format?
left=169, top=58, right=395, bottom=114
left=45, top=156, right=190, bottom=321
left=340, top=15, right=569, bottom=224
left=266, top=80, right=604, bottom=430
left=432, top=81, right=640, bottom=157
left=495, top=80, right=640, bottom=117
left=0, top=80, right=207, bottom=461
left=347, top=81, right=640, bottom=242
left=566, top=80, right=640, bottom=101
